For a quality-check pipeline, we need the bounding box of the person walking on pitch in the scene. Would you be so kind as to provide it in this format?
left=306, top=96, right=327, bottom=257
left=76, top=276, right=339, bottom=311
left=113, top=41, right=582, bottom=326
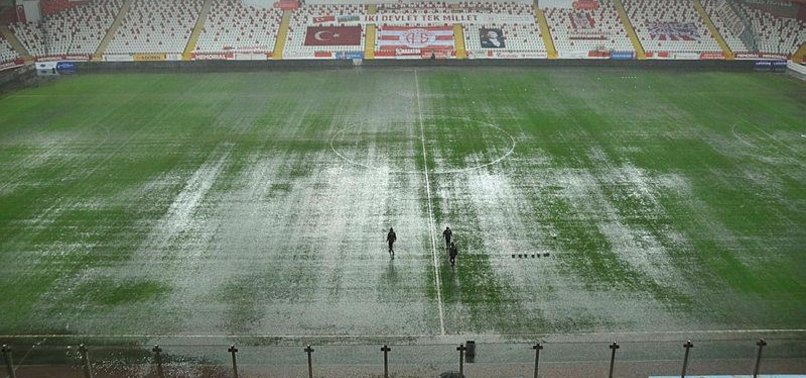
left=442, top=226, right=452, bottom=248
left=448, top=242, right=458, bottom=266
left=386, top=227, right=397, bottom=258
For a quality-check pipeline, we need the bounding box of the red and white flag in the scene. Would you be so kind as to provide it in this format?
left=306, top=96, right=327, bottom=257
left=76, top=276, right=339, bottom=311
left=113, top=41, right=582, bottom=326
left=304, top=26, right=362, bottom=46
left=312, top=15, right=335, bottom=24
left=377, top=26, right=455, bottom=49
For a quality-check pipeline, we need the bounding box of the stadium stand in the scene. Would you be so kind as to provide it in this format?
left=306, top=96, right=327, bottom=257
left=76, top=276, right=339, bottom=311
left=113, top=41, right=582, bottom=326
left=0, top=35, right=19, bottom=63
left=106, top=0, right=203, bottom=54
left=544, top=0, right=634, bottom=58
left=700, top=0, right=749, bottom=53
left=37, top=0, right=124, bottom=56
left=195, top=0, right=282, bottom=54
left=374, top=0, right=450, bottom=16
left=461, top=1, right=547, bottom=58
left=737, top=2, right=805, bottom=56
left=3, top=0, right=804, bottom=62
left=8, top=22, right=46, bottom=57
left=623, top=0, right=722, bottom=56
left=284, top=3, right=367, bottom=59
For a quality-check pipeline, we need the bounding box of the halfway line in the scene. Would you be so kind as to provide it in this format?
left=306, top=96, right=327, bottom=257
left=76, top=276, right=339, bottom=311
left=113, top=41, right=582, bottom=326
left=415, top=69, right=446, bottom=336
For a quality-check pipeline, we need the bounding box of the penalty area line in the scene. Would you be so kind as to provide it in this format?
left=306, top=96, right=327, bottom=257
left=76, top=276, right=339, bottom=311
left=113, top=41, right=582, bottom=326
left=415, top=69, right=447, bottom=336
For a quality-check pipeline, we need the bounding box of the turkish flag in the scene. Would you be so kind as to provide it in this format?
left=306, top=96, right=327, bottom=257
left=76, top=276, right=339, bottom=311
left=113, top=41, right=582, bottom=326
left=304, top=26, right=362, bottom=46
left=312, top=15, right=336, bottom=23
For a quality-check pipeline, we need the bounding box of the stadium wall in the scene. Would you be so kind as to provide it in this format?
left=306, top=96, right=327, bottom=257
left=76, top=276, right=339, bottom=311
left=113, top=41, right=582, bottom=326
left=787, top=60, right=806, bottom=80
left=71, top=59, right=759, bottom=73
left=0, top=64, right=35, bottom=95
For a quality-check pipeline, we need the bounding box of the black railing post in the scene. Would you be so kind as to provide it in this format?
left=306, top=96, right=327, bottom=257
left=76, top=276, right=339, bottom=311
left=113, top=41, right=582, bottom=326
left=532, top=343, right=543, bottom=378
left=79, top=344, right=92, bottom=378
left=753, top=339, right=767, bottom=378
left=681, top=340, right=694, bottom=378
left=304, top=344, right=314, bottom=378
left=380, top=344, right=391, bottom=378
left=608, top=342, right=619, bottom=378
left=152, top=345, right=164, bottom=378
left=456, top=343, right=467, bottom=375
left=228, top=344, right=239, bottom=378
left=1, top=345, right=15, bottom=378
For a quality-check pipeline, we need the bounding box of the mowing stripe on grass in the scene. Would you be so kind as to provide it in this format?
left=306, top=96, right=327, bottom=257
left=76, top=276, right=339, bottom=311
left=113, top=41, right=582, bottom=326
left=415, top=69, right=446, bottom=336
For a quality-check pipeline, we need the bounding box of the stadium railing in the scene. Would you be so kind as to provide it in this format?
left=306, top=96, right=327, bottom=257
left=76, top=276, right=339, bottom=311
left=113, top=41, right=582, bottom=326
left=2, top=336, right=805, bottom=377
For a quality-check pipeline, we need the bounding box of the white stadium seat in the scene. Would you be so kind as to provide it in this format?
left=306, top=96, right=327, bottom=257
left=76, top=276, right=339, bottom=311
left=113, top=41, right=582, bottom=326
left=623, top=0, right=721, bottom=54
left=545, top=0, right=633, bottom=56
left=9, top=22, right=47, bottom=58
left=0, top=35, right=20, bottom=63
left=0, top=35, right=19, bottom=63
left=700, top=0, right=749, bottom=53
left=107, top=0, right=204, bottom=54
left=195, top=0, right=282, bottom=54
left=735, top=1, right=804, bottom=55
left=10, top=0, right=122, bottom=58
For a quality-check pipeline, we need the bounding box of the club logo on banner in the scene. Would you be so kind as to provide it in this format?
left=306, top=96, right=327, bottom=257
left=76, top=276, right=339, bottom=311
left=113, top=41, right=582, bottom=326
left=570, top=12, right=595, bottom=30
left=479, top=28, right=505, bottom=48
left=378, top=26, right=454, bottom=49
left=647, top=22, right=700, bottom=41
left=304, top=26, right=362, bottom=46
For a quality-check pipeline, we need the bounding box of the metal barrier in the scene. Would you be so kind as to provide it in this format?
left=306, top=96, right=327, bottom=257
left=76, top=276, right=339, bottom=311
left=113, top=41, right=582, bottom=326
left=1, top=337, right=803, bottom=378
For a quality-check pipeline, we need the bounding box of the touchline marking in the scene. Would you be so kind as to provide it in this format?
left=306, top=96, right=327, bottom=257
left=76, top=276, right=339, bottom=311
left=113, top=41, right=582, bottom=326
left=415, top=69, right=446, bottom=336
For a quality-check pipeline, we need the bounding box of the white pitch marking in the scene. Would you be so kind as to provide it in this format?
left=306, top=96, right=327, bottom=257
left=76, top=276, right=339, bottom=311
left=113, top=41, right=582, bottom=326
left=415, top=69, right=447, bottom=336
left=329, top=117, right=516, bottom=175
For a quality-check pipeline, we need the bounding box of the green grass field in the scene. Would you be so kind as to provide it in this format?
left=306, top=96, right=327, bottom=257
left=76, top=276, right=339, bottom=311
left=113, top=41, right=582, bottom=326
left=0, top=67, right=804, bottom=344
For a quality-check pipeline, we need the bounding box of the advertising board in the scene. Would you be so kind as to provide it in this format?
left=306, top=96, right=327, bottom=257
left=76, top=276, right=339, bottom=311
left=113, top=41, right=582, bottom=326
left=610, top=51, right=634, bottom=60
left=132, top=53, right=167, bottom=62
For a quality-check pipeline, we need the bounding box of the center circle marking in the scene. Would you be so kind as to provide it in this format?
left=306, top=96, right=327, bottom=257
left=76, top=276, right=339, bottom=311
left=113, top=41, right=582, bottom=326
left=329, top=116, right=516, bottom=174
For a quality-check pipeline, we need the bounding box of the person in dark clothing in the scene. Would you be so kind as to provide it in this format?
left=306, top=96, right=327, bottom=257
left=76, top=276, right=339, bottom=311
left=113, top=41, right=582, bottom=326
left=442, top=226, right=452, bottom=248
left=448, top=242, right=458, bottom=266
left=386, top=227, right=397, bottom=258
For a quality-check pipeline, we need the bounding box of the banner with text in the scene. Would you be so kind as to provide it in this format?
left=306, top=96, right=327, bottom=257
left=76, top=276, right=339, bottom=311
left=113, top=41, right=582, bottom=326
left=468, top=50, right=547, bottom=59
left=610, top=51, right=635, bottom=60
left=699, top=52, right=726, bottom=60
left=539, top=0, right=600, bottom=10
left=36, top=54, right=90, bottom=62
left=103, top=54, right=134, bottom=62
left=312, top=13, right=534, bottom=25
left=735, top=52, right=787, bottom=60
left=192, top=52, right=236, bottom=60
left=132, top=53, right=166, bottom=62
